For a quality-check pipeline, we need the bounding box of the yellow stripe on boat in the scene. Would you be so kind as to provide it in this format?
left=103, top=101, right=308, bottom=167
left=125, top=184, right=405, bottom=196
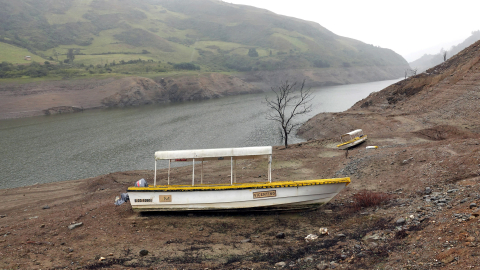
left=128, top=177, right=350, bottom=192
left=336, top=135, right=367, bottom=148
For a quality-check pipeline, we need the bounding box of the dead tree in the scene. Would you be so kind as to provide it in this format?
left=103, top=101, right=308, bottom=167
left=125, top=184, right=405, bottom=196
left=443, top=51, right=447, bottom=62
left=265, top=80, right=313, bottom=148
left=407, top=68, right=418, bottom=77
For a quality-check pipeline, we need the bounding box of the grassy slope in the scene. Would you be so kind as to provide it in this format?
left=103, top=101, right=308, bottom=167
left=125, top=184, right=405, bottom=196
left=0, top=0, right=408, bottom=78
left=0, top=42, right=44, bottom=63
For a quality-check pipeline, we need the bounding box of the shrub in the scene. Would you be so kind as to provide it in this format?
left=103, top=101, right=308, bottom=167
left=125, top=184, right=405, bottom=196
left=248, top=48, right=258, bottom=57
left=173, top=62, right=200, bottom=70
left=352, top=190, right=393, bottom=209
left=313, top=59, right=330, bottom=68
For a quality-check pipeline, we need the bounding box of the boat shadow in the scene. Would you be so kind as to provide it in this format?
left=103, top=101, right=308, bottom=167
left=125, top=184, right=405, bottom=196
left=139, top=205, right=320, bottom=217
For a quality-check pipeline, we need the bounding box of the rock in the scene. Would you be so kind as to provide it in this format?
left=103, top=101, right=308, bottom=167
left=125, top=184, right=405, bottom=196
left=198, top=227, right=204, bottom=231
left=276, top=232, right=286, bottom=239
left=68, top=222, right=83, bottom=230
left=316, top=262, right=328, bottom=270
left=123, top=259, right=139, bottom=267
left=0, top=215, right=6, bottom=218
left=305, top=234, right=319, bottom=242
left=425, top=187, right=432, bottom=194
left=139, top=249, right=149, bottom=256
left=363, top=233, right=383, bottom=242
left=441, top=254, right=455, bottom=264
left=460, top=198, right=468, bottom=204
left=98, top=257, right=106, bottom=261
left=40, top=224, right=45, bottom=228
left=42, top=205, right=50, bottom=209
left=319, top=227, right=329, bottom=235
left=335, top=233, right=347, bottom=238
left=240, top=239, right=251, bottom=243
left=396, top=217, right=406, bottom=225
left=304, top=256, right=314, bottom=262
left=275, top=261, right=286, bottom=267
left=470, top=203, right=477, bottom=209
left=466, top=236, right=476, bottom=242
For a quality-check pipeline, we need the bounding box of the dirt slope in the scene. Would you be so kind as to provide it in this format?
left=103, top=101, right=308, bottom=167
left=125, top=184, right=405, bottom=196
left=298, top=40, right=480, bottom=140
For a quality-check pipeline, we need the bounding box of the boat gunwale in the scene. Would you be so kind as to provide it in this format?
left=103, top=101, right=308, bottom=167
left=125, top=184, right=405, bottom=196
left=128, top=178, right=350, bottom=192
left=336, top=135, right=367, bottom=148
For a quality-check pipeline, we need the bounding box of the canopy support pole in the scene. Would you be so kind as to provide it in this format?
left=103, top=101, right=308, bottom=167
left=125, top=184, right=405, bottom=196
left=192, top=158, right=195, bottom=186
left=168, top=159, right=170, bottom=185
left=201, top=160, right=204, bottom=184
left=154, top=159, right=157, bottom=187
left=230, top=156, right=233, bottom=185
left=269, top=154, right=272, bottom=183
left=234, top=159, right=237, bottom=183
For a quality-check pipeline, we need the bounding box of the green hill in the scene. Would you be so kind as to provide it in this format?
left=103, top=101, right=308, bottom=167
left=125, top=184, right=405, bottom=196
left=0, top=0, right=408, bottom=74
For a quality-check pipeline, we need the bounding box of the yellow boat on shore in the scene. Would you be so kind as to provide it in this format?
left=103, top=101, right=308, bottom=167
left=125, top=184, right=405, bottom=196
left=337, top=129, right=367, bottom=150
left=128, top=146, right=350, bottom=211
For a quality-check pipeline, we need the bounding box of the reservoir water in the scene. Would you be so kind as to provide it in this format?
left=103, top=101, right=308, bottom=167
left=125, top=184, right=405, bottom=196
left=0, top=79, right=400, bottom=189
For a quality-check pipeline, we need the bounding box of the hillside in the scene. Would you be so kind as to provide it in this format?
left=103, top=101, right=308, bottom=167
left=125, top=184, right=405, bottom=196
left=0, top=0, right=412, bottom=119
left=409, top=30, right=480, bottom=73
left=0, top=0, right=408, bottom=73
left=299, top=39, right=480, bottom=140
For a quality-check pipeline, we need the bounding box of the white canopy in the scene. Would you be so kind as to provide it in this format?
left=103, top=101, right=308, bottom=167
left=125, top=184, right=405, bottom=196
left=345, top=129, right=363, bottom=136
left=155, top=146, right=272, bottom=160
left=154, top=146, right=273, bottom=186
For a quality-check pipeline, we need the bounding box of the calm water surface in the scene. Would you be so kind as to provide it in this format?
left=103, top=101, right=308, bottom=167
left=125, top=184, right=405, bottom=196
left=0, top=79, right=400, bottom=189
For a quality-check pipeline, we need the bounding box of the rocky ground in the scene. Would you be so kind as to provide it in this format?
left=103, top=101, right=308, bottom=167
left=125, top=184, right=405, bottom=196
left=1, top=135, right=480, bottom=270
left=1, top=40, right=479, bottom=270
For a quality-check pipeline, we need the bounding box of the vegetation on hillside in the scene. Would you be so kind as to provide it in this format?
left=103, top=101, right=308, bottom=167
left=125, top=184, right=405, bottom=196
left=0, top=0, right=408, bottom=79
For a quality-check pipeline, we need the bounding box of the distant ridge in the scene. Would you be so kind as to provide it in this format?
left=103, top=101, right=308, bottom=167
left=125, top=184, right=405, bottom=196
left=0, top=0, right=408, bottom=74
left=409, top=30, right=480, bottom=73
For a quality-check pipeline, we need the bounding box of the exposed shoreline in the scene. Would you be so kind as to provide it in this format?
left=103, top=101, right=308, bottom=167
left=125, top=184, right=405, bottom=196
left=0, top=66, right=405, bottom=120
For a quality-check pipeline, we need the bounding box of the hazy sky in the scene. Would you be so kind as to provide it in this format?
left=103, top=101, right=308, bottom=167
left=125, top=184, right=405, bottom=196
left=228, top=0, right=479, bottom=61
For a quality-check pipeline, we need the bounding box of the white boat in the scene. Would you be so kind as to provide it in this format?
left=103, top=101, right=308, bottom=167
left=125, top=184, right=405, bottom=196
left=127, top=146, right=350, bottom=212
left=336, top=129, right=367, bottom=150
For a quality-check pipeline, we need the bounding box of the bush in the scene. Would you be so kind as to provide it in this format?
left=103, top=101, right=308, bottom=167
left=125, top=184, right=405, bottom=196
left=173, top=62, right=200, bottom=70
left=352, top=190, right=393, bottom=210
left=313, top=59, right=330, bottom=68
left=248, top=48, right=258, bottom=57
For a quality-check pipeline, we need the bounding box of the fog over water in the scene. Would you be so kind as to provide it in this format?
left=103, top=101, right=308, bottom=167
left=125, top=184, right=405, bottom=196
left=0, top=79, right=400, bottom=189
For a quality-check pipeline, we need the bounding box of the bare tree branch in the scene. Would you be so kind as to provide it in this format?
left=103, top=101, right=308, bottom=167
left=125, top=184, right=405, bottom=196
left=265, top=80, right=314, bottom=148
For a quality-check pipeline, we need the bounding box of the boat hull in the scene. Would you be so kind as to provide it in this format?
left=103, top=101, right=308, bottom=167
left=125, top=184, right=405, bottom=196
left=127, top=178, right=349, bottom=212
left=337, top=135, right=367, bottom=150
